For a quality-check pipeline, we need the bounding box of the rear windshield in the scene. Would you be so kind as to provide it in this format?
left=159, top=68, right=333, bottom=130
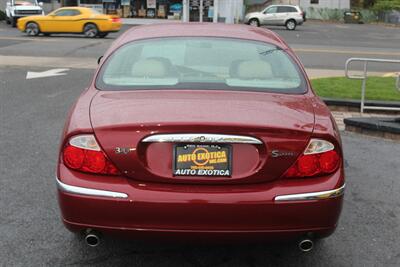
left=96, top=37, right=306, bottom=93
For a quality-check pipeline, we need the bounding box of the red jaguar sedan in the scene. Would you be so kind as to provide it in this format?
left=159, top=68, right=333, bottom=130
left=57, top=23, right=345, bottom=251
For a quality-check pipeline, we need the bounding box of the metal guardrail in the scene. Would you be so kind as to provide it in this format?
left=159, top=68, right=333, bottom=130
left=345, top=58, right=400, bottom=113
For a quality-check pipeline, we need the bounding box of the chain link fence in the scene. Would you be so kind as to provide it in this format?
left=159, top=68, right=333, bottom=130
left=305, top=7, right=400, bottom=24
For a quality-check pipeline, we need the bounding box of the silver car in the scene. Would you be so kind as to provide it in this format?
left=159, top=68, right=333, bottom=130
left=244, top=5, right=305, bottom=30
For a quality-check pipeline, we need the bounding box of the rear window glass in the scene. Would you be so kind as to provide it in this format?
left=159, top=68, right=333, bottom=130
left=96, top=37, right=306, bottom=94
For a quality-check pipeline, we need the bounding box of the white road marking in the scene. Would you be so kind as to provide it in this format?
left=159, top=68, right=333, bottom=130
left=334, top=25, right=350, bottom=29
left=26, top=68, right=70, bottom=79
left=0, top=55, right=97, bottom=69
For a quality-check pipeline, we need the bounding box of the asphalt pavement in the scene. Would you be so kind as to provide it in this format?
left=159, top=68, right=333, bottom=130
left=1, top=20, right=399, bottom=73
left=1, top=20, right=400, bottom=266
left=1, top=63, right=400, bottom=267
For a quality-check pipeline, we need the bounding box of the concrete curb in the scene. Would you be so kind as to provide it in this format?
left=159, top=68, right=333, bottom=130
left=323, top=98, right=400, bottom=109
left=344, top=117, right=400, bottom=141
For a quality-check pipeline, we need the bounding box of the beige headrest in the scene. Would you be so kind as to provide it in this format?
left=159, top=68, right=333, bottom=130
left=131, top=58, right=168, bottom=78
left=236, top=60, right=273, bottom=79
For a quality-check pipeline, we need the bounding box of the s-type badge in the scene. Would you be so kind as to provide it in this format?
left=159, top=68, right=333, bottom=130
left=115, top=147, right=135, bottom=155
left=271, top=150, right=296, bottom=158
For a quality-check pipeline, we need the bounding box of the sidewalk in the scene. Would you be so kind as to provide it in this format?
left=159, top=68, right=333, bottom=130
left=305, top=69, right=389, bottom=79
left=121, top=18, right=182, bottom=25
left=331, top=111, right=389, bottom=131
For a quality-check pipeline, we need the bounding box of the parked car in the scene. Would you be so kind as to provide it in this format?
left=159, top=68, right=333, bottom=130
left=344, top=11, right=363, bottom=24
left=244, top=5, right=305, bottom=30
left=5, top=0, right=44, bottom=27
left=17, top=7, right=122, bottom=38
left=57, top=23, right=345, bottom=250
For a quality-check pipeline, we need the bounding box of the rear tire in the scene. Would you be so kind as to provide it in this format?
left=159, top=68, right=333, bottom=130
left=97, top=32, right=108, bottom=38
left=83, top=23, right=98, bottom=38
left=25, top=22, right=40, bottom=36
left=6, top=16, right=11, bottom=24
left=43, top=33, right=51, bottom=37
left=248, top=18, right=260, bottom=27
left=285, top=19, right=297, bottom=30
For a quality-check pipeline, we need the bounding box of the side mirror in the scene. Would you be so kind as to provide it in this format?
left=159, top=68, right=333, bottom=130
left=38, top=2, right=43, bottom=6
left=97, top=56, right=103, bottom=65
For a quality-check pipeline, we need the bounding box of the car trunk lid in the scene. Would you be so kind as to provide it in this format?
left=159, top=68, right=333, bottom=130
left=90, top=90, right=314, bottom=184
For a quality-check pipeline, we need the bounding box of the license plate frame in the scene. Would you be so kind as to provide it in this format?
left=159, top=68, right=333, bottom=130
left=173, top=144, right=232, bottom=177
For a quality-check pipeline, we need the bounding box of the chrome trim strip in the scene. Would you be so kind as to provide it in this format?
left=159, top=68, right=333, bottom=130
left=56, top=178, right=128, bottom=199
left=142, top=134, right=263, bottom=144
left=274, top=184, right=345, bottom=202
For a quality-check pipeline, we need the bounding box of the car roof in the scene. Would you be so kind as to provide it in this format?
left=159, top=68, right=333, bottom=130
left=109, top=23, right=288, bottom=53
left=57, top=7, right=91, bottom=11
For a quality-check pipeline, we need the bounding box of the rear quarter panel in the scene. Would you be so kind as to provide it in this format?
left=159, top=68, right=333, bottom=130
left=57, top=88, right=98, bottom=178
left=308, top=95, right=344, bottom=189
left=94, top=17, right=119, bottom=32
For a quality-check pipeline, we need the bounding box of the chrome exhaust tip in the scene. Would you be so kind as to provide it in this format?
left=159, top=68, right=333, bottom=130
left=298, top=239, right=313, bottom=252
left=85, top=230, right=100, bottom=247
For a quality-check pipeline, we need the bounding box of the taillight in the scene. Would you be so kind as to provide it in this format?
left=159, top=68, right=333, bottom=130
left=110, top=17, right=121, bottom=23
left=284, top=139, right=340, bottom=178
left=62, top=135, right=120, bottom=175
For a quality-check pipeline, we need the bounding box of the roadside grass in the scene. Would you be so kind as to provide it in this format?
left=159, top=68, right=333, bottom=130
left=311, top=76, right=400, bottom=101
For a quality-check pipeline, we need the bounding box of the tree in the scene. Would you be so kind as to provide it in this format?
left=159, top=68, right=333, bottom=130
left=364, top=0, right=377, bottom=8
left=373, top=0, right=400, bottom=10
left=351, top=0, right=377, bottom=8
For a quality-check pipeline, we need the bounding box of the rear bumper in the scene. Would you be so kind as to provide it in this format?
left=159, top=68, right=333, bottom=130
left=296, top=18, right=304, bottom=24
left=57, top=178, right=344, bottom=202
left=99, top=23, right=121, bottom=33
left=57, top=167, right=345, bottom=241
left=62, top=217, right=337, bottom=242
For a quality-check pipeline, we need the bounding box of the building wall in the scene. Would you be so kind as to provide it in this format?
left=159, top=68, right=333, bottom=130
left=43, top=1, right=61, bottom=14
left=182, top=0, right=244, bottom=23
left=1, top=0, right=7, bottom=12
left=245, top=0, right=350, bottom=10
left=299, top=0, right=350, bottom=9
left=271, top=0, right=297, bottom=5
left=218, top=0, right=244, bottom=23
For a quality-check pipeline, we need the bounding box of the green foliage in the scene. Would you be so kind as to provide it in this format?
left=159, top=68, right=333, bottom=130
left=364, top=0, right=378, bottom=8
left=0, top=10, right=6, bottom=21
left=373, top=0, right=400, bottom=11
left=359, top=9, right=379, bottom=22
left=306, top=7, right=347, bottom=21
left=311, top=77, right=400, bottom=101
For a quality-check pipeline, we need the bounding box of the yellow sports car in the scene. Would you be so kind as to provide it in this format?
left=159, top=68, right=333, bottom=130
left=17, top=7, right=122, bottom=38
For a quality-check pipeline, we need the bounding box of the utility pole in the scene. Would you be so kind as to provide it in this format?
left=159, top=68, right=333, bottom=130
left=199, top=0, right=203, bottom=22
left=213, top=0, right=219, bottom=23
left=182, top=0, right=188, bottom=22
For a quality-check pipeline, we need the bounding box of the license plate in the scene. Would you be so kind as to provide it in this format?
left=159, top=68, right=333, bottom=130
left=173, top=144, right=232, bottom=177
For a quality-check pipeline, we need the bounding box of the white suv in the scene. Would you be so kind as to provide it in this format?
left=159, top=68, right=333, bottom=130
left=244, top=5, right=305, bottom=30
left=5, top=0, right=44, bottom=27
